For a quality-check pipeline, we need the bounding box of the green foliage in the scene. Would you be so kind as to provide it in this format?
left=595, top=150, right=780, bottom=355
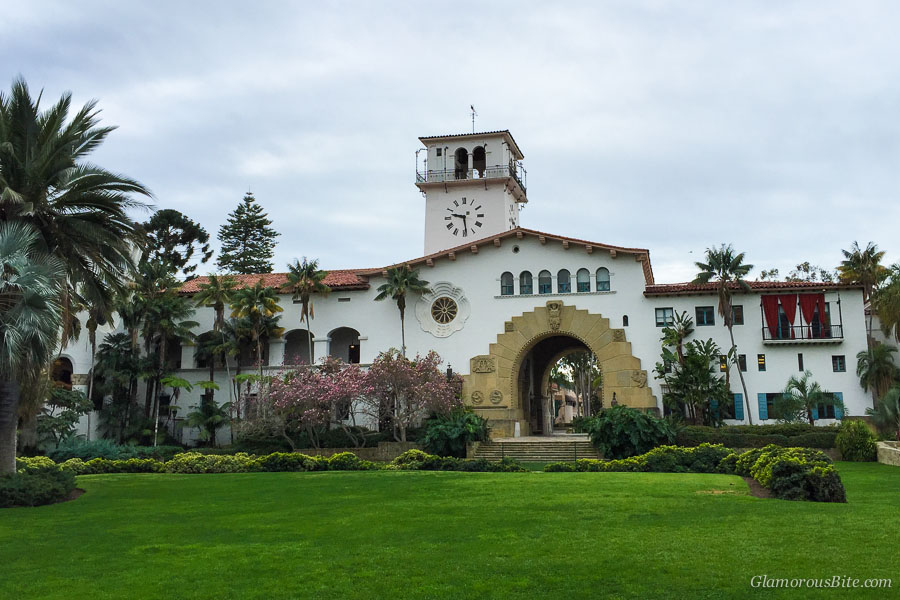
left=164, top=452, right=258, bottom=474
left=586, top=405, right=675, bottom=459
left=255, top=452, right=327, bottom=472
left=185, top=395, right=231, bottom=447
left=216, top=193, right=280, bottom=274
left=36, top=387, right=93, bottom=448
left=47, top=439, right=182, bottom=462
left=835, top=420, right=877, bottom=462
left=656, top=336, right=729, bottom=425
left=543, top=443, right=846, bottom=503
left=68, top=457, right=164, bottom=475
left=327, top=452, right=377, bottom=471
left=2, top=458, right=75, bottom=507
left=140, top=209, right=212, bottom=280
left=422, top=410, right=490, bottom=458
left=388, top=449, right=526, bottom=472
left=676, top=424, right=840, bottom=449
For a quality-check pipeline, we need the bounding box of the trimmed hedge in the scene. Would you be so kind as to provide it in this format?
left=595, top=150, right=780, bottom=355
left=544, top=443, right=847, bottom=503
left=676, top=425, right=839, bottom=449
left=47, top=439, right=183, bottom=462
left=388, top=449, right=526, bottom=472
left=3, top=457, right=76, bottom=508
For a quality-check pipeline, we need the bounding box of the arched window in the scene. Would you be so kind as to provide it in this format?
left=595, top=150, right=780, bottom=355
left=596, top=267, right=611, bottom=291
left=623, top=315, right=629, bottom=327
left=454, top=148, right=468, bottom=180
left=500, top=272, right=514, bottom=296
left=558, top=269, right=571, bottom=293
left=576, top=268, right=590, bottom=292
left=473, top=146, right=486, bottom=178
left=538, top=270, right=552, bottom=294
left=520, top=271, right=533, bottom=295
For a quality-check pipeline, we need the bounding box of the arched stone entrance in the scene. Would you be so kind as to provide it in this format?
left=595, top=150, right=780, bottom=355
left=462, top=301, right=657, bottom=436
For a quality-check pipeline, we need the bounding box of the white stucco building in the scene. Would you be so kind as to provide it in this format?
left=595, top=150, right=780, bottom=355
left=58, top=129, right=870, bottom=442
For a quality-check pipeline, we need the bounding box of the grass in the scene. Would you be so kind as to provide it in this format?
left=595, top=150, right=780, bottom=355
left=1, top=463, right=898, bottom=599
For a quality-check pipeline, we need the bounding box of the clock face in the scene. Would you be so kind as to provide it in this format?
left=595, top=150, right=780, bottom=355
left=443, top=197, right=484, bottom=238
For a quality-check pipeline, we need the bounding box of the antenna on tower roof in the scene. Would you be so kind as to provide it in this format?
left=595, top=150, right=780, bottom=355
left=470, top=105, right=477, bottom=133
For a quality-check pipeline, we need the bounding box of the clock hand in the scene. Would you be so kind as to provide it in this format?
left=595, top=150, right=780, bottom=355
left=451, top=213, right=466, bottom=219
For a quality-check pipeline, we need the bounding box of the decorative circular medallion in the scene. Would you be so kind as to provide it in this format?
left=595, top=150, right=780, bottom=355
left=470, top=391, right=484, bottom=405
left=490, top=389, right=503, bottom=405
left=415, top=281, right=471, bottom=338
left=430, top=297, right=458, bottom=324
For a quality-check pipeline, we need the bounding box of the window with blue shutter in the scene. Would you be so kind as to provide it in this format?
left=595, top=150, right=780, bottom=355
left=734, top=393, right=744, bottom=421
left=758, top=393, right=768, bottom=420
left=811, top=406, right=819, bottom=421
left=833, top=392, right=843, bottom=419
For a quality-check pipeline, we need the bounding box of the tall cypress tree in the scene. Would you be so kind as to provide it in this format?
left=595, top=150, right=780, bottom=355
left=216, top=193, right=280, bottom=274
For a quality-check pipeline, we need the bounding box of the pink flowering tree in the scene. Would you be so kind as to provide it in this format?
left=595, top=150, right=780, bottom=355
left=268, top=356, right=369, bottom=448
left=363, top=349, right=462, bottom=442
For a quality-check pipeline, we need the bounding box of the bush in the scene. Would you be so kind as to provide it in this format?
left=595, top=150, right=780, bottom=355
left=676, top=425, right=839, bottom=449
left=47, top=439, right=183, bottom=462
left=388, top=449, right=526, bottom=472
left=835, top=420, right=877, bottom=461
left=1, top=461, right=76, bottom=508
left=545, top=462, right=575, bottom=472
left=327, top=452, right=377, bottom=471
left=545, top=444, right=730, bottom=474
left=165, top=452, right=257, bottom=474
left=422, top=410, right=490, bottom=458
left=587, top=406, right=675, bottom=459
left=255, top=452, right=324, bottom=472
left=743, top=445, right=846, bottom=502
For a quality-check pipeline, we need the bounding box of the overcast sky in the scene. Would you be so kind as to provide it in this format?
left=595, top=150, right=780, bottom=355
left=5, top=1, right=900, bottom=283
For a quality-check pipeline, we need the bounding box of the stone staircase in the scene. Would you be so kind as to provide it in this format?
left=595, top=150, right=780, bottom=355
left=470, top=435, right=600, bottom=462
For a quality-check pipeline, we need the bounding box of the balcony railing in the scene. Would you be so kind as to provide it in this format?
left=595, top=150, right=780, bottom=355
left=416, top=161, right=527, bottom=193
left=762, top=324, right=844, bottom=343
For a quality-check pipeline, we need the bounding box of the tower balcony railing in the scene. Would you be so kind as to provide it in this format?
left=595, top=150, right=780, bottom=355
left=416, top=161, right=527, bottom=193
left=761, top=324, right=843, bottom=343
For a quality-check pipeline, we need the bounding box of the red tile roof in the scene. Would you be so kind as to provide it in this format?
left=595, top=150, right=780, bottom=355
left=179, top=269, right=370, bottom=294
left=644, top=280, right=861, bottom=296
left=418, top=130, right=524, bottom=159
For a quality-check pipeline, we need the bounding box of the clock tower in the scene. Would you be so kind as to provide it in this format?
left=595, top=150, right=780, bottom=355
left=416, top=130, right=527, bottom=254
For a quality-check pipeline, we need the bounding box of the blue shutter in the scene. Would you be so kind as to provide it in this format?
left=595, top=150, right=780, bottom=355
left=834, top=392, right=844, bottom=419
left=811, top=406, right=819, bottom=421
left=734, top=393, right=744, bottom=421
left=758, top=393, right=768, bottom=420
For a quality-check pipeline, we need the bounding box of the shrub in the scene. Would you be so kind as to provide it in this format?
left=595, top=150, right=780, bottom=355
left=1, top=461, right=76, bottom=508
left=256, top=452, right=322, bottom=472
left=389, top=449, right=433, bottom=469
left=835, top=420, right=877, bottom=461
left=327, top=452, right=377, bottom=471
left=388, top=449, right=525, bottom=472
left=716, top=452, right=739, bottom=475
left=422, top=410, right=490, bottom=458
left=165, top=452, right=257, bottom=474
left=742, top=445, right=846, bottom=502
left=588, top=406, right=675, bottom=459
left=676, top=425, right=839, bottom=449
left=47, top=439, right=182, bottom=462
left=545, top=462, right=576, bottom=472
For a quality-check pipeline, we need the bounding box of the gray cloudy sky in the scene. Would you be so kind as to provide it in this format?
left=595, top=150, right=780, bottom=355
left=5, top=1, right=900, bottom=282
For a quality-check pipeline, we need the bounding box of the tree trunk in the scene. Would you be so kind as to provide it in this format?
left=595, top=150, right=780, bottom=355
left=399, top=304, right=407, bottom=358
left=305, top=314, right=313, bottom=365
left=729, top=325, right=754, bottom=425
left=0, top=381, right=21, bottom=474
left=153, top=337, right=167, bottom=447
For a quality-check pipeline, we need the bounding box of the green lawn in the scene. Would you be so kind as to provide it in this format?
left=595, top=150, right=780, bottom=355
left=1, top=463, right=898, bottom=600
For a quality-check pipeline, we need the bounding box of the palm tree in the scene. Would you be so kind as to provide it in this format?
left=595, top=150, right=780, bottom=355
left=194, top=274, right=238, bottom=404
left=867, top=384, right=900, bottom=441
left=856, top=343, right=898, bottom=403
left=0, top=77, right=151, bottom=328
left=0, top=223, right=64, bottom=473
left=782, top=371, right=834, bottom=425
left=838, top=241, right=888, bottom=344
left=693, top=244, right=754, bottom=424
left=230, top=281, right=284, bottom=381
left=661, top=310, right=694, bottom=365
left=186, top=395, right=231, bottom=447
left=873, top=266, right=900, bottom=342
left=286, top=258, right=331, bottom=364
left=374, top=266, right=431, bottom=357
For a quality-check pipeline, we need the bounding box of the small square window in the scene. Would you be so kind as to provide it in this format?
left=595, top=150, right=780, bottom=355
left=738, top=354, right=747, bottom=372
left=436, top=148, right=442, bottom=156
left=832, top=355, right=846, bottom=372
left=817, top=402, right=836, bottom=419
left=655, top=307, right=674, bottom=327
left=758, top=354, right=766, bottom=372
left=719, top=355, right=727, bottom=372
left=696, top=306, right=715, bottom=326
left=732, top=305, right=744, bottom=325
left=798, top=353, right=804, bottom=371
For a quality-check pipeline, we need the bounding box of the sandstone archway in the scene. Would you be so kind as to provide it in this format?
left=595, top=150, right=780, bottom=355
left=463, top=301, right=657, bottom=436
